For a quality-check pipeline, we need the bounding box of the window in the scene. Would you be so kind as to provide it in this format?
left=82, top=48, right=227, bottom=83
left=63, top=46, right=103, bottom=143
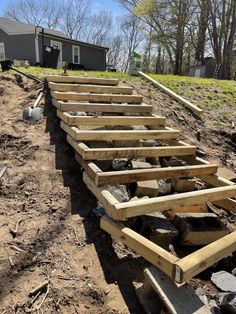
left=0, top=43, right=5, bottom=61
left=73, top=46, right=80, bottom=64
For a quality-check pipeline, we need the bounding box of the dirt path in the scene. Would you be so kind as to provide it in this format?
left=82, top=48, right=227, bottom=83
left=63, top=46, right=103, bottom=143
left=0, top=74, right=145, bottom=313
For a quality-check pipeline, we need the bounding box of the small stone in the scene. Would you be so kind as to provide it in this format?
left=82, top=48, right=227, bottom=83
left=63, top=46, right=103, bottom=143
left=136, top=180, right=159, bottom=198
left=107, top=185, right=129, bottom=202
left=157, top=179, right=172, bottom=195
left=75, top=112, right=87, bottom=116
left=219, top=292, right=236, bottom=313
left=211, top=271, right=236, bottom=292
left=112, top=158, right=128, bottom=170
left=130, top=160, right=152, bottom=169
left=195, top=288, right=208, bottom=305
left=232, top=268, right=236, bottom=276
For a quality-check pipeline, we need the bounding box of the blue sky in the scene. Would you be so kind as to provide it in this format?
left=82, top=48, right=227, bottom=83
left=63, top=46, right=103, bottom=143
left=0, top=0, right=124, bottom=16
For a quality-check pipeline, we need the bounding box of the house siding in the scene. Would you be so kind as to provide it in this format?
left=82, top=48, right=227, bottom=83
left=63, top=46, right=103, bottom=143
left=40, top=35, right=106, bottom=71
left=0, top=29, right=36, bottom=64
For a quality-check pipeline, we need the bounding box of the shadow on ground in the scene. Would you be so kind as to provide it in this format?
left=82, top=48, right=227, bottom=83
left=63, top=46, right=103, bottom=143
left=43, top=91, right=146, bottom=314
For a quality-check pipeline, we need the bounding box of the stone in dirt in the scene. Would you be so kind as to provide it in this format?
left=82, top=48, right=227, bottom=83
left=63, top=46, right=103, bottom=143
left=171, top=177, right=196, bottom=193
left=157, top=178, right=172, bottom=195
left=112, top=158, right=128, bottom=170
left=211, top=271, right=236, bottom=292
left=140, top=212, right=179, bottom=249
left=130, top=160, right=152, bottom=169
left=173, top=213, right=229, bottom=246
left=136, top=266, right=211, bottom=314
left=219, top=292, right=236, bottom=313
left=107, top=185, right=129, bottom=203
left=136, top=180, right=159, bottom=198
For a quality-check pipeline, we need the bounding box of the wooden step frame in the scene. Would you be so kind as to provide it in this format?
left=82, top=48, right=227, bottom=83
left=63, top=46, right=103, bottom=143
left=49, top=82, right=133, bottom=95
left=101, top=215, right=236, bottom=284
left=48, top=74, right=236, bottom=285
left=57, top=110, right=166, bottom=127
left=51, top=90, right=143, bottom=104
left=52, top=99, right=153, bottom=114
left=60, top=121, right=181, bottom=141
left=46, top=75, right=119, bottom=86
left=67, top=135, right=197, bottom=160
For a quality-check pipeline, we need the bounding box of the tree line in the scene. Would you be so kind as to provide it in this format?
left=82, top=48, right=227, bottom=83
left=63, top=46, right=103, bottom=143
left=119, top=0, right=236, bottom=79
left=4, top=0, right=236, bottom=78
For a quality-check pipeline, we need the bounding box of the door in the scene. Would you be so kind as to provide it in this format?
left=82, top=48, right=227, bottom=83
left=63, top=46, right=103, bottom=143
left=50, top=40, right=62, bottom=69
left=194, top=68, right=201, bottom=77
left=0, top=43, right=5, bottom=61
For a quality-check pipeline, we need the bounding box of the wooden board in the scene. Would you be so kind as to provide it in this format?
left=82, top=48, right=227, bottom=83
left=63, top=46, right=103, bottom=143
left=46, top=75, right=119, bottom=86
left=114, top=185, right=236, bottom=220
left=51, top=91, right=143, bottom=104
left=52, top=99, right=153, bottom=114
left=175, top=231, right=236, bottom=283
left=79, top=145, right=197, bottom=160
left=60, top=121, right=180, bottom=141
left=139, top=72, right=203, bottom=116
left=101, top=216, right=179, bottom=277
left=49, top=82, right=133, bottom=95
left=94, top=164, right=218, bottom=186
left=57, top=111, right=166, bottom=126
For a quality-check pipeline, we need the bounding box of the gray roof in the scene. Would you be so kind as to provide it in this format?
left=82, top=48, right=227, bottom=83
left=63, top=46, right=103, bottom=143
left=0, top=17, right=109, bottom=50
left=0, top=17, right=66, bottom=37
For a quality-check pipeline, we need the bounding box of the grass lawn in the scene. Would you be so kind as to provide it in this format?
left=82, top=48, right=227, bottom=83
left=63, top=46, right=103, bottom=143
left=149, top=74, right=236, bottom=110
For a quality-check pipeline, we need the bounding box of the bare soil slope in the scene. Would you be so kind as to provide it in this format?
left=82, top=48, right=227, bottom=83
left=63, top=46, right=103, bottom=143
left=0, top=74, right=145, bottom=314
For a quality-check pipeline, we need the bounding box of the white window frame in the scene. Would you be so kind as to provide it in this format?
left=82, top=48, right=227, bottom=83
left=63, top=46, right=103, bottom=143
left=72, top=45, right=80, bottom=64
left=50, top=40, right=62, bottom=69
left=0, top=42, right=6, bottom=61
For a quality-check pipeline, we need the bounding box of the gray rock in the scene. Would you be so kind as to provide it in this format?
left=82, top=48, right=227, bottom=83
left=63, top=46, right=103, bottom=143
left=211, top=271, right=236, bottom=292
left=107, top=185, right=129, bottom=203
left=232, top=268, right=236, bottom=276
left=157, top=179, right=172, bottom=195
left=75, top=111, right=87, bottom=116
left=112, top=158, right=128, bottom=170
left=219, top=292, right=236, bottom=314
left=209, top=300, right=222, bottom=314
left=196, top=288, right=208, bottom=305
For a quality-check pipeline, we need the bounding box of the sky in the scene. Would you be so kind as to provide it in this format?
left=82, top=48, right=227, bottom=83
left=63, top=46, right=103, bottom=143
left=0, top=0, right=124, bottom=16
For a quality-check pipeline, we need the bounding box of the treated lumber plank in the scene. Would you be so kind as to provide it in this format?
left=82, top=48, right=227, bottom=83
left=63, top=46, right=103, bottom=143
left=48, top=82, right=133, bottom=94
left=81, top=145, right=197, bottom=160
left=51, top=91, right=143, bottom=104
left=139, top=72, right=203, bottom=116
left=175, top=231, right=236, bottom=283
left=83, top=172, right=120, bottom=220
left=61, top=125, right=181, bottom=141
left=101, top=216, right=179, bottom=278
left=59, top=112, right=166, bottom=126
left=52, top=99, right=153, bottom=113
left=94, top=164, right=218, bottom=186
left=46, top=75, right=119, bottom=86
left=114, top=186, right=236, bottom=220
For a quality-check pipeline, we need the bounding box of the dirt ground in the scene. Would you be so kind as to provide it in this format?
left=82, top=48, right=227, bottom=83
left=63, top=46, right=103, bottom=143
left=0, top=73, right=235, bottom=313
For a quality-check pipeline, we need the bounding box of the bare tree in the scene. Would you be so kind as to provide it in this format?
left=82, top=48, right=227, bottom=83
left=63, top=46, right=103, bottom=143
left=208, top=0, right=236, bottom=79
left=60, top=0, right=91, bottom=40
left=84, top=11, right=113, bottom=45
left=5, top=0, right=62, bottom=29
left=121, top=13, right=145, bottom=71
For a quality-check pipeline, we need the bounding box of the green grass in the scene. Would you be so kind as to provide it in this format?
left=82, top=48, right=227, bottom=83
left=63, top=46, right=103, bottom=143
left=149, top=73, right=236, bottom=109
left=9, top=66, right=141, bottom=83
